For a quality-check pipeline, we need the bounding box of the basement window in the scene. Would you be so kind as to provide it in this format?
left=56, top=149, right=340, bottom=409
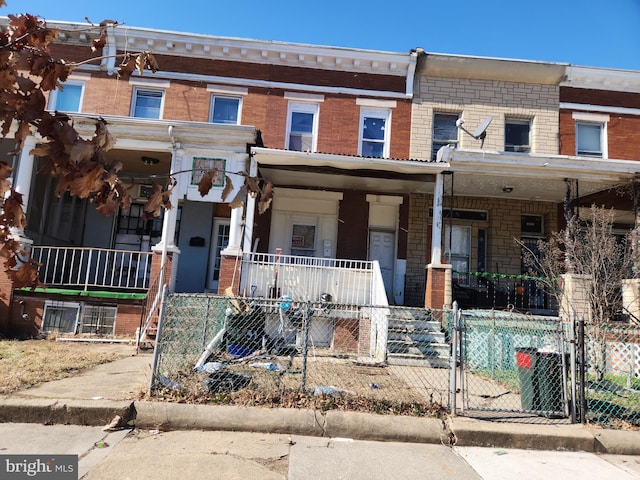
left=41, top=301, right=80, bottom=334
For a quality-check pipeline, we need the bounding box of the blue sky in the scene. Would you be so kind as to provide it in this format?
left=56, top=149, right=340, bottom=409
left=10, top=0, right=640, bottom=71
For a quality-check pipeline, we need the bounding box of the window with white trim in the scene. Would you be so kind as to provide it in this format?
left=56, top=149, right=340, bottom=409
left=505, top=118, right=531, bottom=153
left=286, top=102, right=318, bottom=152
left=210, top=95, right=241, bottom=124
left=80, top=305, right=117, bottom=336
left=131, top=88, right=164, bottom=119
left=359, top=108, right=390, bottom=158
left=576, top=122, right=604, bottom=157
left=48, top=81, right=84, bottom=113
left=432, top=113, right=459, bottom=160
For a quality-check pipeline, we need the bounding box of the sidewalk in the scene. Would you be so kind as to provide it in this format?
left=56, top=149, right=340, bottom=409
left=1, top=344, right=639, bottom=456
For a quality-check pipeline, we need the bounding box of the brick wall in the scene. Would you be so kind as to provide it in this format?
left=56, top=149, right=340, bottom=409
left=411, top=76, right=559, bottom=159
left=560, top=109, right=640, bottom=161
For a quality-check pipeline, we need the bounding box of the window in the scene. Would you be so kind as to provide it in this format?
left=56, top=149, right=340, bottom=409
left=286, top=102, right=318, bottom=152
left=49, top=81, right=84, bottom=112
left=132, top=88, right=164, bottom=119
left=505, top=118, right=531, bottom=153
left=359, top=108, right=390, bottom=158
left=432, top=113, right=459, bottom=160
left=444, top=225, right=471, bottom=285
left=117, top=203, right=163, bottom=237
left=80, top=305, right=117, bottom=336
left=291, top=223, right=316, bottom=257
left=576, top=122, right=604, bottom=157
left=210, top=96, right=240, bottom=124
left=42, top=301, right=80, bottom=334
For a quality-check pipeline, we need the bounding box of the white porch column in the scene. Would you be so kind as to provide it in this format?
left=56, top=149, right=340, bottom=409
left=152, top=146, right=182, bottom=291
left=242, top=155, right=257, bottom=253
left=223, top=205, right=243, bottom=256
left=14, top=136, right=36, bottom=213
left=430, top=172, right=444, bottom=264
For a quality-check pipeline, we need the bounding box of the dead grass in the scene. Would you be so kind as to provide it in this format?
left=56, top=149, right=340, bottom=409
left=0, top=339, right=124, bottom=394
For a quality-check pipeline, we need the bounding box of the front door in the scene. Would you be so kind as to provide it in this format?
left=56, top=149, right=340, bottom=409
left=207, top=218, right=231, bottom=292
left=369, top=230, right=394, bottom=301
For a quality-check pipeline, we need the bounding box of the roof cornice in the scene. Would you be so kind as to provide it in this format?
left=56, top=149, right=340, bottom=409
left=563, top=66, right=640, bottom=94
left=9, top=18, right=414, bottom=78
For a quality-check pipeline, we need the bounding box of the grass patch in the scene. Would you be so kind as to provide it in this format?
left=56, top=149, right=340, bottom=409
left=0, top=339, right=123, bottom=394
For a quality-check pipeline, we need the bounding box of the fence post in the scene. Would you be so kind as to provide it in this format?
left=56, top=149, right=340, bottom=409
left=449, top=301, right=459, bottom=414
left=570, top=312, right=577, bottom=424
left=148, top=284, right=169, bottom=394
left=578, top=317, right=587, bottom=424
left=300, top=301, right=311, bottom=393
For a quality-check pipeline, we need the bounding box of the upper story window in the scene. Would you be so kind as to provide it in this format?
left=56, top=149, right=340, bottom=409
left=576, top=122, right=604, bottom=157
left=573, top=112, right=609, bottom=158
left=356, top=99, right=396, bottom=158
left=49, top=81, right=84, bottom=112
left=359, top=108, right=391, bottom=158
left=48, top=74, right=90, bottom=112
left=286, top=102, right=319, bottom=152
left=432, top=113, right=459, bottom=160
left=505, top=118, right=531, bottom=153
left=131, top=88, right=164, bottom=119
left=208, top=85, right=247, bottom=125
left=210, top=96, right=240, bottom=124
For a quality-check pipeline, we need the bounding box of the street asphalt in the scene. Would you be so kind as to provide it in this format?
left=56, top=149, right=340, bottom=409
left=1, top=343, right=639, bottom=456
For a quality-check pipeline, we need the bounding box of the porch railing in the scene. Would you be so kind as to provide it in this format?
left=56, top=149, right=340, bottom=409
left=452, top=271, right=557, bottom=314
left=239, top=252, right=388, bottom=306
left=30, top=246, right=153, bottom=290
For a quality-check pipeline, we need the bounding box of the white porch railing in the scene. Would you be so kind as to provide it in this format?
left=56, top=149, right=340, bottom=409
left=239, top=252, right=389, bottom=305
left=30, top=246, right=152, bottom=290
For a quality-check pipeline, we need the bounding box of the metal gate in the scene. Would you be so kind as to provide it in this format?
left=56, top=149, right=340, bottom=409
left=450, top=304, right=576, bottom=420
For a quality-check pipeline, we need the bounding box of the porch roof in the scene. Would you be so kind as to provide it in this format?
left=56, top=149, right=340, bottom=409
left=250, top=147, right=449, bottom=194
left=439, top=146, right=640, bottom=204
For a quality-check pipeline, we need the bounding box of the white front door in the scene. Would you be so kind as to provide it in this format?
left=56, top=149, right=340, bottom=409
left=369, top=230, right=395, bottom=301
left=207, top=218, right=231, bottom=291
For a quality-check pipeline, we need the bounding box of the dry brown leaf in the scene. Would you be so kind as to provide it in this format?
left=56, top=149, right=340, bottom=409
left=221, top=175, right=234, bottom=202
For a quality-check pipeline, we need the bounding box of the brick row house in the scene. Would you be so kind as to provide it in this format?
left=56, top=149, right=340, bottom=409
left=1, top=18, right=640, bottom=338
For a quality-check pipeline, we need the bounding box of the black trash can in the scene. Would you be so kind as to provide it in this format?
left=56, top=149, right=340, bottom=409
left=515, top=347, right=565, bottom=414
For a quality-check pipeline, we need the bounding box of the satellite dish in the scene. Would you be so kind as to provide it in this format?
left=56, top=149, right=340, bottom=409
left=456, top=116, right=493, bottom=148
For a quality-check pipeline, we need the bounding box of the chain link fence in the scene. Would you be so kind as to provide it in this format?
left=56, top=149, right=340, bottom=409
left=584, top=320, right=640, bottom=428
left=456, top=310, right=570, bottom=420
left=149, top=293, right=640, bottom=428
left=151, top=294, right=452, bottom=415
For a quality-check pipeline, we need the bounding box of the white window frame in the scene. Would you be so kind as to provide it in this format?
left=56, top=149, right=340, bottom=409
left=285, top=101, right=319, bottom=152
left=505, top=117, right=531, bottom=153
left=80, top=305, right=117, bottom=336
left=130, top=87, right=165, bottom=119
left=48, top=80, right=86, bottom=113
left=209, top=95, right=242, bottom=125
left=358, top=107, right=391, bottom=158
left=573, top=112, right=609, bottom=159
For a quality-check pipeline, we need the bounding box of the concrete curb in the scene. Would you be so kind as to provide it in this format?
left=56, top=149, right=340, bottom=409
left=0, top=397, right=134, bottom=427
left=2, top=398, right=640, bottom=455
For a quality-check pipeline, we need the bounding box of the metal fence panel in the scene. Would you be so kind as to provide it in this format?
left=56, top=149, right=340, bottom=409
left=458, top=309, right=569, bottom=419
left=584, top=321, right=640, bottom=428
left=152, top=294, right=451, bottom=413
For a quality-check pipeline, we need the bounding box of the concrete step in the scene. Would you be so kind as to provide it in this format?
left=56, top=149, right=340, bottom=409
left=388, top=318, right=443, bottom=332
left=387, top=331, right=446, bottom=344
left=387, top=352, right=450, bottom=368
left=387, top=340, right=449, bottom=356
